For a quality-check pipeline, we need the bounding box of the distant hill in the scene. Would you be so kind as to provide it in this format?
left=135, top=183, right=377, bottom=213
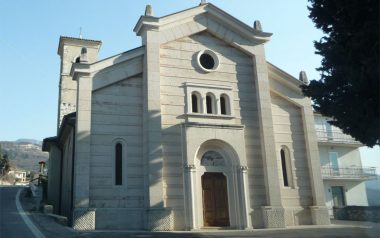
left=0, top=139, right=48, bottom=172
left=366, top=175, right=380, bottom=206
left=15, top=138, right=42, bottom=145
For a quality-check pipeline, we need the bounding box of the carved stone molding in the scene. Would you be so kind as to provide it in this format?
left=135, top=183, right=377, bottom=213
left=184, top=164, right=196, bottom=171
left=239, top=165, right=248, bottom=172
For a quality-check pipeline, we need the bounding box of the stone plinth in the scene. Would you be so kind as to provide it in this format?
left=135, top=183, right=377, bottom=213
left=261, top=206, right=286, bottom=228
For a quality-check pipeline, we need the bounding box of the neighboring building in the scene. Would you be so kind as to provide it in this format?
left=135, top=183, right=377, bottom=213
left=314, top=114, right=377, bottom=216
left=8, top=169, right=27, bottom=183
left=43, top=2, right=331, bottom=231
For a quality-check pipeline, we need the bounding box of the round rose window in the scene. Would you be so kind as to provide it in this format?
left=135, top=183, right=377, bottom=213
left=197, top=50, right=219, bottom=72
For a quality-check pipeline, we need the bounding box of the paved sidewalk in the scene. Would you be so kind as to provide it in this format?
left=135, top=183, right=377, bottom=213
left=19, top=186, right=380, bottom=238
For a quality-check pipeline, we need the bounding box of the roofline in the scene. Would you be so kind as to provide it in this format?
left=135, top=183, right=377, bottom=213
left=134, top=3, right=272, bottom=42
left=42, top=112, right=76, bottom=151
left=58, top=36, right=102, bottom=56
left=267, top=61, right=307, bottom=91
left=91, top=46, right=144, bottom=68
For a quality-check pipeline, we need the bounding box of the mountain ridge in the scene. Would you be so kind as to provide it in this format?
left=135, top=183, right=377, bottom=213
left=1, top=139, right=48, bottom=172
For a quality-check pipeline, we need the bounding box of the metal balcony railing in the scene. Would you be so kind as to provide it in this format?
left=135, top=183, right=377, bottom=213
left=315, top=129, right=361, bottom=145
left=321, top=166, right=377, bottom=180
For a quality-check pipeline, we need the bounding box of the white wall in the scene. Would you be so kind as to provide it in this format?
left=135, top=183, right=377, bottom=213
left=319, top=145, right=363, bottom=168
left=324, top=181, right=368, bottom=210
left=90, top=76, right=144, bottom=229
left=159, top=31, right=264, bottom=228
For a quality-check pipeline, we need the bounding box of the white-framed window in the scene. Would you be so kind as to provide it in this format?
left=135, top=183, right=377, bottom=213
left=280, top=146, right=294, bottom=188
left=184, top=83, right=234, bottom=118
left=196, top=49, right=220, bottom=73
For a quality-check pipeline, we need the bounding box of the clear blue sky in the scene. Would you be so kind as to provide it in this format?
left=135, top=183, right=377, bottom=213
left=0, top=0, right=378, bottom=168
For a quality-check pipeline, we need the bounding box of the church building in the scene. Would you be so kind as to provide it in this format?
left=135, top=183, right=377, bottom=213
left=43, top=2, right=330, bottom=230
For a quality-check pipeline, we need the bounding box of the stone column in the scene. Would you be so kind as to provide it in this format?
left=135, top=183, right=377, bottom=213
left=202, top=95, right=207, bottom=114
left=142, top=30, right=173, bottom=230
left=301, top=104, right=330, bottom=225
left=239, top=166, right=252, bottom=229
left=184, top=164, right=197, bottom=230
left=215, top=98, right=220, bottom=114
left=72, top=74, right=95, bottom=230
left=251, top=48, right=285, bottom=228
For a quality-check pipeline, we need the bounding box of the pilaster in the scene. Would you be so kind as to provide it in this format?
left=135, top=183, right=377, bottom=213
left=302, top=105, right=326, bottom=206
left=142, top=30, right=165, bottom=228
left=251, top=47, right=285, bottom=228
left=70, top=72, right=95, bottom=231
left=73, top=75, right=92, bottom=209
left=301, top=102, right=330, bottom=225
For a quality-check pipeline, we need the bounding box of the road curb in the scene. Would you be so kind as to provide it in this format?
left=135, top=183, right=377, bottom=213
left=15, top=188, right=46, bottom=238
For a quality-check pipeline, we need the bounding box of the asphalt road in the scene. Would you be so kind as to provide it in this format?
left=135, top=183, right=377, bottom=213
left=0, top=186, right=36, bottom=238
left=3, top=185, right=379, bottom=238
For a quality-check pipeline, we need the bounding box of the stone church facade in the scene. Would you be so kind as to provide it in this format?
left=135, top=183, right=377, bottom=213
left=43, top=2, right=330, bottom=230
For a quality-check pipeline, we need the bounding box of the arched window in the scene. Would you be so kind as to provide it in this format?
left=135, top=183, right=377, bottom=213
left=115, top=143, right=123, bottom=185
left=191, top=93, right=201, bottom=113
left=280, top=147, right=293, bottom=187
left=206, top=93, right=216, bottom=114
left=220, top=94, right=230, bottom=115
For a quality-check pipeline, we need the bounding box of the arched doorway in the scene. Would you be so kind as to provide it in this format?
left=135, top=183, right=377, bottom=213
left=184, top=139, right=251, bottom=230
left=202, top=172, right=230, bottom=226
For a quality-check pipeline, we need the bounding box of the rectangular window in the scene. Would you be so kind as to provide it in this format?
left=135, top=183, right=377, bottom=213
left=329, top=152, right=339, bottom=175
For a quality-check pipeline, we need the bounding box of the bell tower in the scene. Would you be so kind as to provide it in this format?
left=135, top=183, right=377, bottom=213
left=56, top=36, right=101, bottom=129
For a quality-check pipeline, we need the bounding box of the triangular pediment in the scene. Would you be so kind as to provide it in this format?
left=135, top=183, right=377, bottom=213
left=134, top=3, right=272, bottom=47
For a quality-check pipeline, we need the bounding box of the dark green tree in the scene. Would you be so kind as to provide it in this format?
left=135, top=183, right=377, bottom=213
left=301, top=0, right=379, bottom=147
left=0, top=144, right=10, bottom=174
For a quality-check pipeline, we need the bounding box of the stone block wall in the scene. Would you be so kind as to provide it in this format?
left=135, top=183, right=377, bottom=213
left=334, top=206, right=380, bottom=222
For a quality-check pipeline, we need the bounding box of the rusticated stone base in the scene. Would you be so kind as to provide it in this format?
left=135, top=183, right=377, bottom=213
left=261, top=206, right=286, bottom=228
left=72, top=208, right=96, bottom=230
left=310, top=206, right=330, bottom=225
left=147, top=208, right=174, bottom=231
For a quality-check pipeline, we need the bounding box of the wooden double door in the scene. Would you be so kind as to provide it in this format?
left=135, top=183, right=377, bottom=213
left=202, top=172, right=230, bottom=227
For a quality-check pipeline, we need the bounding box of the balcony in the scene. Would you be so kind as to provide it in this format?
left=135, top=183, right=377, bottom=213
left=316, top=129, right=362, bottom=146
left=321, top=166, right=377, bottom=180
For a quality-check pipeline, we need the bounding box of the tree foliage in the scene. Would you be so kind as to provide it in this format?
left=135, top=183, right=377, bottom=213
left=301, top=0, right=379, bottom=147
left=0, top=144, right=11, bottom=174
